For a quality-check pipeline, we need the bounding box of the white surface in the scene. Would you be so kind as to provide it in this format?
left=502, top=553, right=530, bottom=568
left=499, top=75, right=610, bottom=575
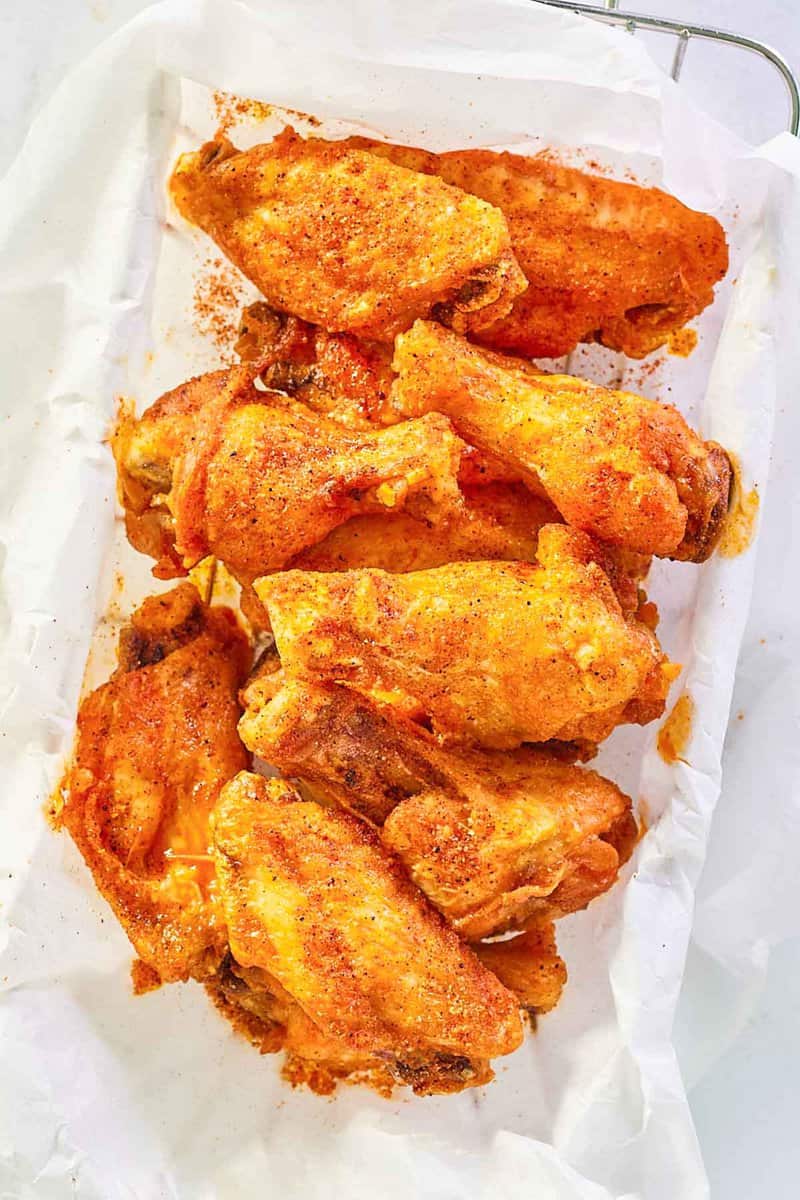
left=0, top=2, right=798, bottom=1198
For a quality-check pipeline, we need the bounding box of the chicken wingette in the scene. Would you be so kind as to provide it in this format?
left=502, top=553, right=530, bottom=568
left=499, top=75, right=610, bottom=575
left=253, top=524, right=676, bottom=750
left=239, top=679, right=637, bottom=938
left=473, top=926, right=567, bottom=1015
left=113, top=366, right=464, bottom=598
left=392, top=320, right=732, bottom=562
left=170, top=128, right=527, bottom=342
left=213, top=772, right=524, bottom=1094
left=58, top=584, right=250, bottom=983
left=346, top=136, right=729, bottom=358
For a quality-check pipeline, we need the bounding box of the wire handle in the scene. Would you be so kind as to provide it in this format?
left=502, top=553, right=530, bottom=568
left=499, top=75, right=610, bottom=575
left=538, top=0, right=799, bottom=135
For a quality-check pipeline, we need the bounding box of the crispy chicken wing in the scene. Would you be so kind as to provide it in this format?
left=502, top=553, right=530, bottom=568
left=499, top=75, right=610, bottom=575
left=347, top=137, right=728, bottom=358
left=392, top=320, right=732, bottom=561
left=473, top=926, right=567, bottom=1015
left=253, top=524, right=676, bottom=750
left=213, top=772, right=523, bottom=1093
left=383, top=762, right=635, bottom=939
left=58, top=584, right=250, bottom=983
left=288, top=482, right=557, bottom=574
left=113, top=366, right=464, bottom=597
left=239, top=680, right=635, bottom=936
left=170, top=128, right=527, bottom=342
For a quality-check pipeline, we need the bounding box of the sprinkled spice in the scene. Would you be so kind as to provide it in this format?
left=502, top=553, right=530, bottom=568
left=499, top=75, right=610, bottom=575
left=193, top=256, right=250, bottom=352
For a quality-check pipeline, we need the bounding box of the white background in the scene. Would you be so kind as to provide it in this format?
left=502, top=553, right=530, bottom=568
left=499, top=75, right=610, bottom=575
left=1, top=2, right=798, bottom=1197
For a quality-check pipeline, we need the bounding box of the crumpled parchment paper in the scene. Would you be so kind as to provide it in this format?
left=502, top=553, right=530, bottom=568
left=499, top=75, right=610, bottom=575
left=2, top=2, right=800, bottom=1197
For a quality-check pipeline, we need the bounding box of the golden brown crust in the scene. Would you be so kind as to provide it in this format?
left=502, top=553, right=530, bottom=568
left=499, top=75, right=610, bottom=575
left=288, top=482, right=557, bottom=575
left=347, top=137, right=728, bottom=359
left=213, top=772, right=523, bottom=1091
left=170, top=128, right=527, bottom=342
left=59, top=584, right=250, bottom=983
left=473, top=926, right=567, bottom=1014
left=255, top=524, right=675, bottom=750
left=392, top=320, right=732, bottom=562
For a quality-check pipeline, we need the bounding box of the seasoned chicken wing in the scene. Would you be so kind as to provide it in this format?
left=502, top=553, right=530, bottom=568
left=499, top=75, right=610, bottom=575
left=392, top=320, right=732, bottom=561
left=473, top=926, right=567, bottom=1015
left=347, top=137, right=729, bottom=358
left=288, top=482, right=557, bottom=574
left=170, top=128, right=527, bottom=342
left=239, top=680, right=635, bottom=936
left=58, top=584, right=250, bottom=983
left=113, top=366, right=464, bottom=599
left=383, top=761, right=635, bottom=939
left=253, top=524, right=676, bottom=750
left=213, top=772, right=523, bottom=1094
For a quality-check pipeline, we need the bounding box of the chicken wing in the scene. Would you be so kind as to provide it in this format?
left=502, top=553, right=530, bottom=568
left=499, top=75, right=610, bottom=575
left=288, top=482, right=557, bottom=574
left=473, top=926, right=567, bottom=1015
left=392, top=320, right=732, bottom=561
left=170, top=128, right=527, bottom=342
left=347, top=137, right=729, bottom=358
left=253, top=524, right=676, bottom=750
left=58, top=584, right=250, bottom=983
left=239, top=680, right=636, bottom=936
left=213, top=772, right=524, bottom=1094
left=113, top=366, right=464, bottom=597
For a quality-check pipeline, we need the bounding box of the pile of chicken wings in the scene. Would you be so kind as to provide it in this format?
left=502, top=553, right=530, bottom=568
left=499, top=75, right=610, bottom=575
left=59, top=124, right=731, bottom=1097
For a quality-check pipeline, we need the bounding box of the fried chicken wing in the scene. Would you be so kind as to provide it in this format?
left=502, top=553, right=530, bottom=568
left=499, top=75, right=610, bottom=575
left=347, top=137, right=728, bottom=358
left=254, top=524, right=676, bottom=750
left=383, top=764, right=635, bottom=939
left=170, top=128, right=527, bottom=342
left=288, top=482, right=557, bottom=574
left=58, top=584, right=250, bottom=982
left=392, top=320, right=732, bottom=561
left=114, top=366, right=464, bottom=597
left=213, top=772, right=523, bottom=1093
left=473, top=926, right=567, bottom=1015
left=239, top=680, right=635, bottom=936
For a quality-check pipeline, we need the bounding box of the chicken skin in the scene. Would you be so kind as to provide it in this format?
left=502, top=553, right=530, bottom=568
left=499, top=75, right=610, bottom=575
left=170, top=128, right=527, bottom=342
left=213, top=772, right=524, bottom=1094
left=289, top=482, right=557, bottom=574
left=235, top=302, right=396, bottom=428
left=58, top=584, right=250, bottom=983
left=253, top=524, right=676, bottom=750
left=206, top=953, right=400, bottom=1095
left=113, top=366, right=464, bottom=597
left=473, top=926, right=567, bottom=1015
left=346, top=137, right=729, bottom=358
left=392, top=321, right=732, bottom=561
left=239, top=679, right=637, bottom=938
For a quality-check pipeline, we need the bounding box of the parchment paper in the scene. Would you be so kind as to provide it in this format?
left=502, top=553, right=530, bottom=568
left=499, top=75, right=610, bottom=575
left=2, top=2, right=799, bottom=1197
